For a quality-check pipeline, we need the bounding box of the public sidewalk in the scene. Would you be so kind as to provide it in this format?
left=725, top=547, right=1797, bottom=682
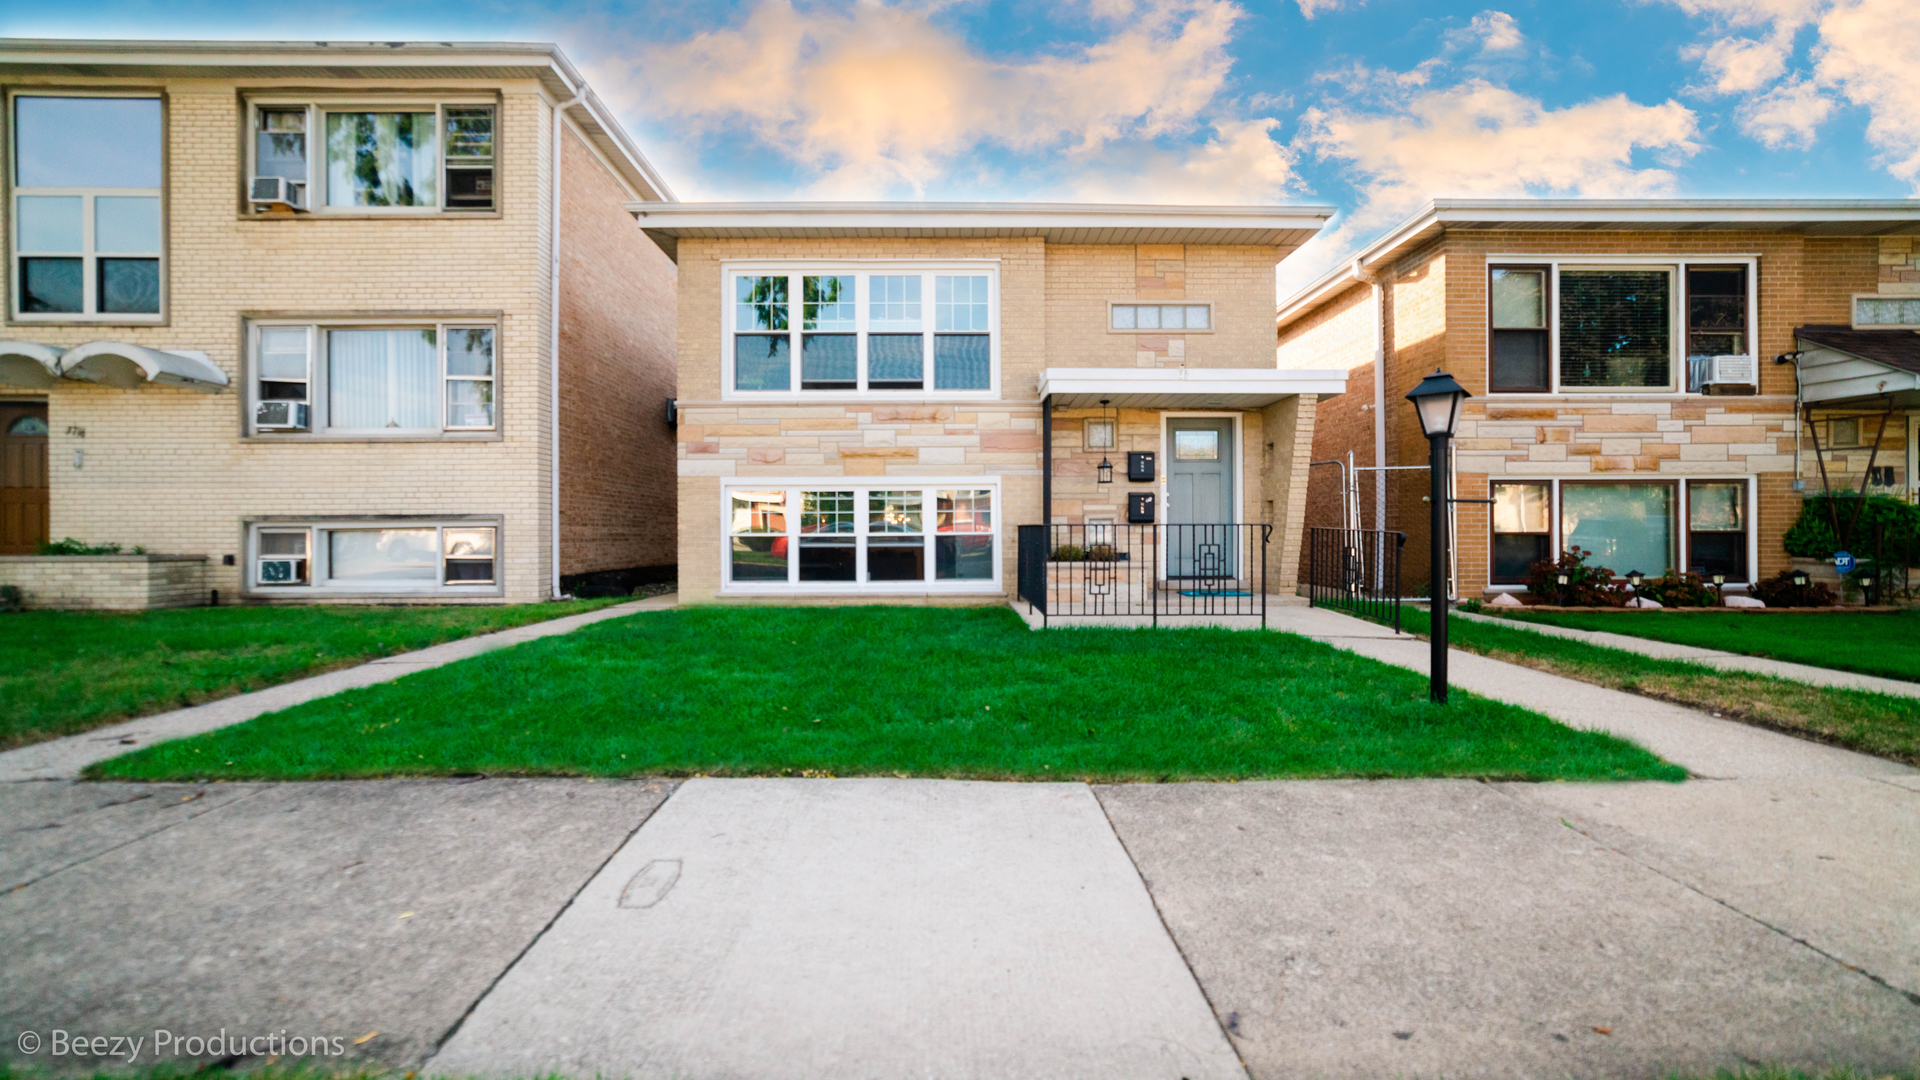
left=1455, top=608, right=1920, bottom=697
left=0, top=593, right=678, bottom=782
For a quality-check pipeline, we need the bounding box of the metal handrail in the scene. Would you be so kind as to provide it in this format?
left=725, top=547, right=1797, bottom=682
left=1016, top=523, right=1272, bottom=628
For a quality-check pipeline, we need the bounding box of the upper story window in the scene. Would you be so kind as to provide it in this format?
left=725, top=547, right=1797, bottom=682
left=12, top=94, right=164, bottom=321
left=1487, top=258, right=1756, bottom=395
left=1110, top=303, right=1211, bottom=331
left=245, top=100, right=496, bottom=213
left=725, top=265, right=998, bottom=397
left=248, top=321, right=497, bottom=437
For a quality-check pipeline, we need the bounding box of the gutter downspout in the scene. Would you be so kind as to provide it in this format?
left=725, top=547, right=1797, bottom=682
left=551, top=86, right=585, bottom=600
left=1352, top=258, right=1388, bottom=591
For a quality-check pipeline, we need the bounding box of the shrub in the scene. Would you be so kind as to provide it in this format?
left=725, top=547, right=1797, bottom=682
left=1784, top=490, right=1920, bottom=561
left=1051, top=544, right=1085, bottom=562
left=1749, top=568, right=1839, bottom=608
left=1455, top=598, right=1483, bottom=614
left=1085, top=543, right=1116, bottom=562
left=1525, top=547, right=1627, bottom=607
left=1639, top=570, right=1718, bottom=608
left=34, top=538, right=143, bottom=556
left=0, top=584, right=20, bottom=613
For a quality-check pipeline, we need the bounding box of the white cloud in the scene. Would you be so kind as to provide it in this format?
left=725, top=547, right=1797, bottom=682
left=1294, top=0, right=1357, bottom=18
left=1814, top=0, right=1920, bottom=189
left=612, top=0, right=1247, bottom=196
left=1736, top=76, right=1834, bottom=148
left=1069, top=118, right=1302, bottom=203
left=1459, top=10, right=1525, bottom=53
left=1279, top=79, right=1700, bottom=294
left=1682, top=30, right=1795, bottom=93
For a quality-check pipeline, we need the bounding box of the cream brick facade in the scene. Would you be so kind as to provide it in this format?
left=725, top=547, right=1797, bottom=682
left=670, top=235, right=1321, bottom=603
left=0, top=51, right=676, bottom=605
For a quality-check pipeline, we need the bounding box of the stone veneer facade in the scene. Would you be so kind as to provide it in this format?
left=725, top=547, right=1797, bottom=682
left=673, top=237, right=1319, bottom=603
left=1280, top=229, right=1913, bottom=598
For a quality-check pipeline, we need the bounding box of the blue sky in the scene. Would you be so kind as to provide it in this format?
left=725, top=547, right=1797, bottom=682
left=5, top=0, right=1915, bottom=295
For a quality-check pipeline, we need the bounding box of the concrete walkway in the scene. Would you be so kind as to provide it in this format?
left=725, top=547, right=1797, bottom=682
left=1456, top=608, right=1920, bottom=697
left=0, top=593, right=678, bottom=782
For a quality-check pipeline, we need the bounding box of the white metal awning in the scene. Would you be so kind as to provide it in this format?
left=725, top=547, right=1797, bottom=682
left=1037, top=366, right=1347, bottom=409
left=0, top=341, right=62, bottom=388
left=57, top=342, right=228, bottom=393
left=1795, top=326, right=1920, bottom=405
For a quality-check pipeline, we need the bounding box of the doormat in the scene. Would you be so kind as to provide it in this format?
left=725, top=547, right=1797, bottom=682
left=1179, top=589, right=1254, bottom=597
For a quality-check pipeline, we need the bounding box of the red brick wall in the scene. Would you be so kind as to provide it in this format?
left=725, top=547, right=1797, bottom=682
left=558, top=127, right=679, bottom=576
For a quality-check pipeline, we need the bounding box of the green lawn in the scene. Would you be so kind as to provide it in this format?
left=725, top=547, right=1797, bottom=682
left=1, top=599, right=629, bottom=749
left=90, top=606, right=1682, bottom=783
left=1493, top=607, right=1920, bottom=683
left=1399, top=608, right=1920, bottom=766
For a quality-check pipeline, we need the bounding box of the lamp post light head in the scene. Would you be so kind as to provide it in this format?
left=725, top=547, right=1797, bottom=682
left=1405, top=370, right=1472, bottom=439
left=1712, top=573, right=1726, bottom=586
left=1792, top=570, right=1809, bottom=587
left=1628, top=570, right=1644, bottom=588
left=1556, top=573, right=1570, bottom=586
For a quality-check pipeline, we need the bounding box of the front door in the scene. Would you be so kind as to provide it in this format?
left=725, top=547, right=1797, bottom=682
left=1166, top=417, right=1235, bottom=580
left=1, top=402, right=50, bottom=555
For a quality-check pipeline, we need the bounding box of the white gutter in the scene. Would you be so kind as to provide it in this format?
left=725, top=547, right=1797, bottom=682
left=1351, top=259, right=1387, bottom=534
left=551, top=85, right=585, bottom=600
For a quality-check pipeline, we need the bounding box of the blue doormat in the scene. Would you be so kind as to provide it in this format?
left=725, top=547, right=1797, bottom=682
left=1179, top=589, right=1254, bottom=597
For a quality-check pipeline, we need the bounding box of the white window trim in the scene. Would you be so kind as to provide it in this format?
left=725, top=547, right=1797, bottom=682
left=1107, top=301, right=1215, bottom=334
left=10, top=89, right=166, bottom=323
left=719, top=478, right=1003, bottom=595
left=245, top=318, right=499, bottom=439
left=719, top=260, right=1001, bottom=402
left=243, top=518, right=505, bottom=598
left=1483, top=475, right=1759, bottom=591
left=244, top=96, right=498, bottom=216
left=1485, top=254, right=1761, bottom=397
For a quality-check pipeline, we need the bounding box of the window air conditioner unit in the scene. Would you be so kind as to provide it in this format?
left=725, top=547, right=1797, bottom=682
left=249, top=176, right=306, bottom=210
left=254, top=400, right=310, bottom=431
left=256, top=558, right=306, bottom=585
left=1700, top=354, right=1756, bottom=386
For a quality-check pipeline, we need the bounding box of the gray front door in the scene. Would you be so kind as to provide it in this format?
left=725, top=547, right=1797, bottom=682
left=1166, top=418, right=1235, bottom=580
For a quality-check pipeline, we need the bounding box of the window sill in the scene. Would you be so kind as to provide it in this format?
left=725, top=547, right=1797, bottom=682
left=721, top=583, right=1004, bottom=596
left=1482, top=390, right=1783, bottom=401
left=720, top=391, right=1000, bottom=403
left=243, top=586, right=505, bottom=601
left=242, top=431, right=503, bottom=443
left=10, top=314, right=166, bottom=327
left=236, top=211, right=503, bottom=222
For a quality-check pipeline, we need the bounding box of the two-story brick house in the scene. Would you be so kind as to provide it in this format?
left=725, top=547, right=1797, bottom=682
left=0, top=39, right=678, bottom=605
left=1276, top=199, right=1920, bottom=600
left=633, top=203, right=1344, bottom=606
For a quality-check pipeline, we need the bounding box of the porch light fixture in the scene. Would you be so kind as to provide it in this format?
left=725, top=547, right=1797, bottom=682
left=1404, top=370, right=1472, bottom=704
left=1096, top=400, right=1114, bottom=485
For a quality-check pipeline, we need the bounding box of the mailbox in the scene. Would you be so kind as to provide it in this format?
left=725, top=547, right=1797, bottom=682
left=1127, top=451, right=1156, bottom=482
left=1128, top=492, right=1156, bottom=523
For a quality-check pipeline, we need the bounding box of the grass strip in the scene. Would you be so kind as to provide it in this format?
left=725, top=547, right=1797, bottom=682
left=0, top=598, right=631, bottom=750
left=1395, top=607, right=1920, bottom=766
left=89, top=606, right=1681, bottom=784
left=1493, top=607, right=1920, bottom=684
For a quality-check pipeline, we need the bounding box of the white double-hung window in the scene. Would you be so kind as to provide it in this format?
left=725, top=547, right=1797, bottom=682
left=245, top=98, right=496, bottom=212
left=725, top=264, right=998, bottom=397
left=248, top=321, right=497, bottom=436
left=724, top=482, right=999, bottom=592
left=12, top=94, right=164, bottom=320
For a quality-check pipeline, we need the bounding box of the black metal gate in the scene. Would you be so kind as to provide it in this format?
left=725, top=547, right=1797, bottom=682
left=1015, top=523, right=1271, bottom=628
left=1305, top=527, right=1406, bottom=632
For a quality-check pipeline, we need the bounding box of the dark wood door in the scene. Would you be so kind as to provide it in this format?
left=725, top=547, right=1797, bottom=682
left=0, top=402, right=49, bottom=555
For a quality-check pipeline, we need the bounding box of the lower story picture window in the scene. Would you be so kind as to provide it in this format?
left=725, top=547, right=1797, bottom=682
left=329, top=528, right=439, bottom=583
left=1687, top=482, right=1747, bottom=581
left=1491, top=482, right=1550, bottom=583
left=724, top=485, right=996, bottom=588
left=1561, top=483, right=1674, bottom=577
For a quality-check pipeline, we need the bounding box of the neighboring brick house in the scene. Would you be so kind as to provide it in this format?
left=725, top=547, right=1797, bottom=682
left=632, top=203, right=1343, bottom=605
left=0, top=39, right=678, bottom=605
left=1276, top=199, right=1920, bottom=599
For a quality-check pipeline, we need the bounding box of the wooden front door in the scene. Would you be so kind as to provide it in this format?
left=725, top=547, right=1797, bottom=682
left=0, top=402, right=50, bottom=555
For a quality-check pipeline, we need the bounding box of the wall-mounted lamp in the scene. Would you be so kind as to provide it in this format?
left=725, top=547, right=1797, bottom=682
left=1096, top=399, right=1114, bottom=485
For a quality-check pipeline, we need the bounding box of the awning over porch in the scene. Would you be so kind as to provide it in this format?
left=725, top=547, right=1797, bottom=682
left=1037, top=366, right=1347, bottom=409
left=0, top=341, right=228, bottom=393
left=1795, top=325, right=1920, bottom=406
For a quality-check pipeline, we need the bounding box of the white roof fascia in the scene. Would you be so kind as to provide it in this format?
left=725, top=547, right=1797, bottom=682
left=1276, top=198, right=1920, bottom=330
left=0, top=38, right=673, bottom=203
left=1039, top=366, right=1348, bottom=407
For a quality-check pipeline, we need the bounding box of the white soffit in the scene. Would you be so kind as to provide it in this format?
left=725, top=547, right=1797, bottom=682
left=629, top=202, right=1335, bottom=261
left=58, top=342, right=229, bottom=393
left=1039, top=367, right=1347, bottom=409
left=1276, top=198, right=1920, bottom=329
left=0, top=341, right=62, bottom=389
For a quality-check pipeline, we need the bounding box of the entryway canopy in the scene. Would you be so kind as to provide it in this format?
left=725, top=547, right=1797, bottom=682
left=0, top=341, right=227, bottom=393
left=1038, top=367, right=1346, bottom=409
left=1795, top=325, right=1920, bottom=407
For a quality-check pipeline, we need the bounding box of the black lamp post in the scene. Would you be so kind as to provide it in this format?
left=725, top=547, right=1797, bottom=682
left=1628, top=570, right=1644, bottom=608
left=1792, top=569, right=1809, bottom=606
left=1712, top=572, right=1726, bottom=604
left=1096, top=399, right=1114, bottom=485
left=1406, top=370, right=1470, bottom=704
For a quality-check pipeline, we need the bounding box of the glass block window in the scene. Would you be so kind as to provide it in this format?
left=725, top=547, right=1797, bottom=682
left=1111, top=304, right=1211, bottom=331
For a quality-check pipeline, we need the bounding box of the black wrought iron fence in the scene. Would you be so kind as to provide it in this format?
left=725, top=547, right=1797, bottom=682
left=1014, top=523, right=1272, bottom=628
left=1305, top=527, right=1406, bottom=632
